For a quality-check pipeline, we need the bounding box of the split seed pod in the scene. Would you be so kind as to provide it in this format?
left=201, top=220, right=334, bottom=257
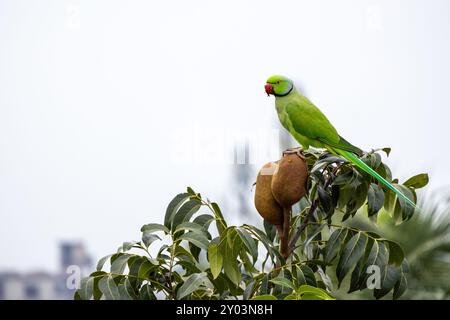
left=271, top=153, right=308, bottom=207
left=254, top=162, right=283, bottom=226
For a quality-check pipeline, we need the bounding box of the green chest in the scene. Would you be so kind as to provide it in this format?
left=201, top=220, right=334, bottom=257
left=275, top=99, right=291, bottom=130
left=274, top=97, right=315, bottom=149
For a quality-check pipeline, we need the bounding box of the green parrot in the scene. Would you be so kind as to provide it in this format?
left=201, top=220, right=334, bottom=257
left=264, top=74, right=416, bottom=210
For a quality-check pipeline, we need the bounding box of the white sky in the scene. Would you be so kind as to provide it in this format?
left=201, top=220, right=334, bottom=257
left=1, top=0, right=450, bottom=272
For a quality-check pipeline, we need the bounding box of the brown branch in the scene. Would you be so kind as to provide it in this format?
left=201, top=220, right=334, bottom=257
left=282, top=164, right=336, bottom=259
left=279, top=207, right=291, bottom=258
left=286, top=199, right=319, bottom=257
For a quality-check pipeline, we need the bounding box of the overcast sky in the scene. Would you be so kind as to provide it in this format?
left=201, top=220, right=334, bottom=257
left=1, top=0, right=450, bottom=273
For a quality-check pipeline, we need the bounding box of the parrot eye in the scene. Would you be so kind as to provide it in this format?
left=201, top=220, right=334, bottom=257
left=276, top=81, right=280, bottom=84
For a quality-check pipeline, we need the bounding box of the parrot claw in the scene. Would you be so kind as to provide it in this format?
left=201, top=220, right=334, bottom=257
left=282, top=147, right=306, bottom=160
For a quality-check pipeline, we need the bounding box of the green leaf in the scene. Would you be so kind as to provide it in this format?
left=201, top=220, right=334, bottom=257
left=211, top=202, right=227, bottom=234
left=98, top=275, right=120, bottom=300
left=211, top=273, right=240, bottom=297
left=296, top=265, right=317, bottom=287
left=303, top=223, right=325, bottom=249
left=90, top=271, right=107, bottom=300
left=208, top=243, right=223, bottom=279
left=318, top=185, right=332, bottom=213
left=272, top=269, right=293, bottom=296
left=174, top=245, right=196, bottom=263
left=192, top=214, right=215, bottom=229
left=174, top=222, right=210, bottom=238
left=140, top=223, right=169, bottom=234
left=367, top=183, right=384, bottom=216
left=395, top=184, right=415, bottom=222
left=118, top=278, right=137, bottom=300
left=374, top=265, right=401, bottom=299
left=311, top=161, right=328, bottom=173
left=363, top=153, right=382, bottom=170
left=403, top=173, right=429, bottom=189
left=324, top=228, right=348, bottom=264
left=164, top=193, right=190, bottom=229
left=189, top=242, right=201, bottom=262
left=243, top=281, right=256, bottom=300
left=348, top=248, right=367, bottom=293
left=127, top=257, right=143, bottom=286
left=176, top=260, right=201, bottom=274
left=187, top=186, right=196, bottom=195
left=385, top=240, right=405, bottom=266
left=157, top=244, right=169, bottom=259
left=251, top=294, right=278, bottom=300
left=139, top=284, right=156, bottom=300
left=222, top=229, right=242, bottom=286
left=393, top=273, right=407, bottom=300
left=337, top=185, right=352, bottom=209
left=263, top=220, right=276, bottom=243
left=236, top=227, right=258, bottom=263
left=376, top=163, right=390, bottom=180
left=96, top=254, right=112, bottom=271
left=336, top=232, right=368, bottom=286
left=318, top=154, right=347, bottom=164
left=270, top=276, right=295, bottom=291
left=243, top=225, right=281, bottom=261
left=176, top=272, right=213, bottom=299
left=222, top=256, right=241, bottom=287
left=316, top=266, right=333, bottom=291
left=171, top=199, right=201, bottom=230
left=393, top=262, right=408, bottom=300
left=297, top=285, right=334, bottom=300
left=111, top=254, right=132, bottom=274
left=333, top=171, right=353, bottom=186
left=259, top=274, right=269, bottom=295
left=346, top=183, right=369, bottom=216
left=137, top=260, right=155, bottom=279
left=121, top=241, right=140, bottom=252
left=78, top=276, right=95, bottom=300
left=179, top=232, right=209, bottom=250
left=142, top=233, right=161, bottom=248
left=349, top=235, right=373, bottom=292
left=384, top=188, right=395, bottom=213
left=361, top=240, right=388, bottom=290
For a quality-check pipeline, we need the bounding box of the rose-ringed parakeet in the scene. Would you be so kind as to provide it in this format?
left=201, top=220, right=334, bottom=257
left=264, top=74, right=416, bottom=210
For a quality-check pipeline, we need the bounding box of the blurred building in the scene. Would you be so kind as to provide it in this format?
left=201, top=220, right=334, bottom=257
left=0, top=242, right=92, bottom=300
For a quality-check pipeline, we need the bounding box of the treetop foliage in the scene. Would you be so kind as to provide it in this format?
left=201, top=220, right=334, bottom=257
left=75, top=148, right=428, bottom=300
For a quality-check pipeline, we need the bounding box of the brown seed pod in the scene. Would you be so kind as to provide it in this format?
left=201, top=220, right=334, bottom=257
left=254, top=162, right=283, bottom=226
left=271, top=152, right=308, bottom=207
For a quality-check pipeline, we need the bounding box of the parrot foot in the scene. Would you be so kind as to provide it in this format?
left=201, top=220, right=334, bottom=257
left=282, top=147, right=306, bottom=160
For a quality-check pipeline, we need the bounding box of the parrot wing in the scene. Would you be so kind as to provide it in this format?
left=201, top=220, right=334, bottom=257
left=285, top=97, right=363, bottom=156
left=285, top=97, right=339, bottom=144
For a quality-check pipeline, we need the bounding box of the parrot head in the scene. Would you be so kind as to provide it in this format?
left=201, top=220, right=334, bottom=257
left=265, top=75, right=294, bottom=97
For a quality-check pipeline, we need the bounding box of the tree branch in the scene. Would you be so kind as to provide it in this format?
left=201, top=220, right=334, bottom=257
left=283, top=164, right=336, bottom=259
left=286, top=199, right=319, bottom=256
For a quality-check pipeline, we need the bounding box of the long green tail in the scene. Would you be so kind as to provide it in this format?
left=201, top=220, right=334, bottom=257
left=330, top=147, right=417, bottom=210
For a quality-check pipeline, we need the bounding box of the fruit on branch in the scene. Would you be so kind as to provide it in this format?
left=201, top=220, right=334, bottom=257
left=254, top=153, right=309, bottom=259
left=271, top=152, right=308, bottom=207
left=272, top=152, right=308, bottom=258
left=254, top=162, right=284, bottom=226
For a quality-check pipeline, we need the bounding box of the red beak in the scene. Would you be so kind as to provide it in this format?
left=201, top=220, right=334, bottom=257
left=265, top=83, right=274, bottom=96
